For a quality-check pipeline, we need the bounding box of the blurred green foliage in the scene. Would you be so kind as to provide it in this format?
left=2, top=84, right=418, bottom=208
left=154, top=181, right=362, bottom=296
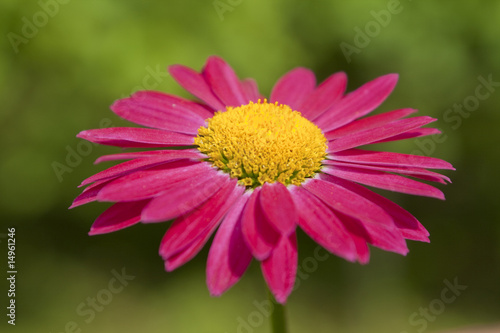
left=1, top=0, right=499, bottom=332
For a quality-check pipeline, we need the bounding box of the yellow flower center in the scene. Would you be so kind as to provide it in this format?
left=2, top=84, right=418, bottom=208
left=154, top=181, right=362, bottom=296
left=195, top=100, right=327, bottom=188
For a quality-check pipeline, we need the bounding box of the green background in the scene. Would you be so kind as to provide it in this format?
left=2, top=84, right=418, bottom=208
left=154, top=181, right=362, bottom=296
left=1, top=0, right=499, bottom=332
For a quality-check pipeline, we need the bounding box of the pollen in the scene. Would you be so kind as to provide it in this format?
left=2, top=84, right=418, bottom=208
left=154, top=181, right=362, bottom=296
left=195, top=100, right=327, bottom=188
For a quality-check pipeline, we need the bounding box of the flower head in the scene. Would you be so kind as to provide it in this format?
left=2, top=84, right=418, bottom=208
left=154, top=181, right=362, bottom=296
left=72, top=56, right=454, bottom=303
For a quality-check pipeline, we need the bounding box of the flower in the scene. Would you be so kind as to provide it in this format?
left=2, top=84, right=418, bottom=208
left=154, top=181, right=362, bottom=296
left=71, top=56, right=454, bottom=303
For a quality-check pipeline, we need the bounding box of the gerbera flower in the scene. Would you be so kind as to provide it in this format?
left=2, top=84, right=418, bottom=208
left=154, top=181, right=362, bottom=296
left=71, top=56, right=453, bottom=303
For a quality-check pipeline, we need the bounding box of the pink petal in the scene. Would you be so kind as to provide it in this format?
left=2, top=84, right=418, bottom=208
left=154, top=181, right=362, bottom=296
left=327, top=117, right=437, bottom=153
left=329, top=148, right=455, bottom=170
left=111, top=92, right=207, bottom=134
left=96, top=160, right=210, bottom=202
left=261, top=233, right=298, bottom=304
left=141, top=170, right=229, bottom=223
left=69, top=179, right=112, bottom=208
left=164, top=221, right=216, bottom=272
left=299, top=72, right=348, bottom=120
left=94, top=149, right=204, bottom=164
left=168, top=64, right=226, bottom=111
left=350, top=232, right=370, bottom=264
left=82, top=152, right=202, bottom=187
left=291, top=187, right=357, bottom=262
left=77, top=127, right=194, bottom=148
left=241, top=78, right=261, bottom=102
left=88, top=200, right=149, bottom=235
left=327, top=176, right=430, bottom=242
left=203, top=56, right=247, bottom=107
left=375, top=128, right=441, bottom=143
left=325, top=108, right=417, bottom=140
left=338, top=211, right=408, bottom=256
left=207, top=194, right=252, bottom=296
left=322, top=165, right=445, bottom=199
left=303, top=177, right=394, bottom=229
left=315, top=74, right=399, bottom=132
left=324, top=159, right=451, bottom=184
left=259, top=182, right=297, bottom=236
left=132, top=90, right=214, bottom=119
left=403, top=172, right=451, bottom=184
left=159, top=179, right=244, bottom=259
left=241, top=188, right=280, bottom=261
left=379, top=202, right=429, bottom=243
left=306, top=175, right=409, bottom=255
left=270, top=68, right=316, bottom=110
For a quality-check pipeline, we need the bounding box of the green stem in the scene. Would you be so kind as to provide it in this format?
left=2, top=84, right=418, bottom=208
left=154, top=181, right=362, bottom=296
left=268, top=289, right=288, bottom=333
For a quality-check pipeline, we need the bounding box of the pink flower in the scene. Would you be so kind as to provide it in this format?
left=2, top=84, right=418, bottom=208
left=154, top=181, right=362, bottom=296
left=71, top=56, right=454, bottom=303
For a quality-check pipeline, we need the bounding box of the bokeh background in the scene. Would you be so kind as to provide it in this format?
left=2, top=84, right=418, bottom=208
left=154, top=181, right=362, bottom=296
left=1, top=0, right=499, bottom=332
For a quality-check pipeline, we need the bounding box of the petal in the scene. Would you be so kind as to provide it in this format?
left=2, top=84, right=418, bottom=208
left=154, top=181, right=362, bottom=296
left=382, top=203, right=429, bottom=243
left=164, top=222, right=216, bottom=272
left=270, top=68, right=316, bottom=110
left=375, top=128, right=441, bottom=143
left=82, top=151, right=202, bottom=187
left=94, top=149, right=204, bottom=164
left=96, top=160, right=210, bottom=202
left=319, top=174, right=413, bottom=253
left=338, top=210, right=408, bottom=256
left=328, top=177, right=430, bottom=242
left=111, top=92, right=207, bottom=134
left=77, top=127, right=194, bottom=148
left=322, top=165, right=445, bottom=199
left=241, top=78, right=261, bottom=102
left=303, top=177, right=394, bottom=229
left=241, top=188, right=280, bottom=261
left=291, top=187, right=357, bottom=262
left=168, top=64, right=226, bottom=111
left=315, top=74, right=399, bottom=132
left=329, top=148, right=455, bottom=170
left=300, top=72, right=348, bottom=120
left=305, top=176, right=409, bottom=255
left=261, top=233, right=298, bottom=304
left=203, top=56, right=247, bottom=107
left=159, top=179, right=244, bottom=259
left=259, top=182, right=297, bottom=236
left=350, top=233, right=370, bottom=264
left=323, top=160, right=451, bottom=184
left=88, top=200, right=149, bottom=235
left=69, top=179, right=112, bottom=208
left=142, top=170, right=229, bottom=223
left=324, top=108, right=417, bottom=140
left=132, top=90, right=214, bottom=119
left=207, top=193, right=252, bottom=296
left=327, top=116, right=437, bottom=153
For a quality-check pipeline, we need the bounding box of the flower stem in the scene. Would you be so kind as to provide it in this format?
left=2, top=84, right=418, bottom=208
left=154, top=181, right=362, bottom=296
left=268, top=289, right=288, bottom=333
